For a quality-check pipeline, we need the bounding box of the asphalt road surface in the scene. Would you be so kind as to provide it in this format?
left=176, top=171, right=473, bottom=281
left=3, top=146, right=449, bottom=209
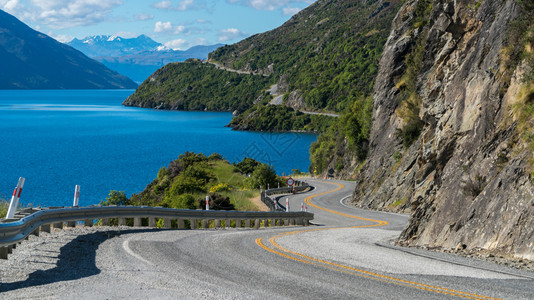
left=1, top=179, right=533, bottom=299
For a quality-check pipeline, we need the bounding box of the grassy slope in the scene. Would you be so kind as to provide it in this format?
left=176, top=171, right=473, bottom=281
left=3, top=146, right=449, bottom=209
left=130, top=155, right=263, bottom=211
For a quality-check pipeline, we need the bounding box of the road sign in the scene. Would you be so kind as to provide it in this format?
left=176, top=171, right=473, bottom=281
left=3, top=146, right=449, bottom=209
left=287, top=177, right=294, bottom=186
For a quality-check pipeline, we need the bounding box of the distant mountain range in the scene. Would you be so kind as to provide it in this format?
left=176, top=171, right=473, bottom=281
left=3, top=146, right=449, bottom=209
left=68, top=35, right=223, bottom=83
left=0, top=9, right=137, bottom=89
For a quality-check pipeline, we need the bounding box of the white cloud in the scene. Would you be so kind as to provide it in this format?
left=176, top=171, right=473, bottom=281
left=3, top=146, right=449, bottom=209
left=154, top=21, right=173, bottom=33
left=134, top=13, right=154, bottom=21
left=154, top=21, right=188, bottom=35
left=218, top=28, right=247, bottom=42
left=164, top=38, right=187, bottom=50
left=282, top=7, right=301, bottom=15
left=11, top=0, right=124, bottom=29
left=50, top=33, right=74, bottom=43
left=152, top=0, right=172, bottom=9
left=174, top=25, right=186, bottom=34
left=177, top=0, right=194, bottom=11
left=152, top=0, right=211, bottom=11
left=226, top=0, right=314, bottom=11
left=0, top=0, right=20, bottom=12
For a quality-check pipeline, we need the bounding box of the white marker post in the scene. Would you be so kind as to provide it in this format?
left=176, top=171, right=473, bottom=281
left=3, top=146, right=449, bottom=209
left=301, top=202, right=304, bottom=211
left=286, top=198, right=289, bottom=212
left=6, top=177, right=25, bottom=219
left=73, top=185, right=80, bottom=207
left=205, top=195, right=210, bottom=211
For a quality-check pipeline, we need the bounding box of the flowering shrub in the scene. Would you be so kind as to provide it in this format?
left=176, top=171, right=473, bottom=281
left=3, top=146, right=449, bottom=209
left=210, top=183, right=231, bottom=193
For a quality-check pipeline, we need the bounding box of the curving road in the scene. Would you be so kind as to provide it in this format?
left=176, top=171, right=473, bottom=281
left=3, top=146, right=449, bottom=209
left=1, top=179, right=533, bottom=299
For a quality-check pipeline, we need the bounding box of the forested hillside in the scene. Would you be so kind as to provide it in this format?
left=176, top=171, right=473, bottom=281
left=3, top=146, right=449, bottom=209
left=123, top=60, right=275, bottom=112
left=125, top=0, right=401, bottom=176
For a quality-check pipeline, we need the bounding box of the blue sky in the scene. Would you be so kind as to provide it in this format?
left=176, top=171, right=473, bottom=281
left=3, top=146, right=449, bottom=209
left=0, top=0, right=315, bottom=50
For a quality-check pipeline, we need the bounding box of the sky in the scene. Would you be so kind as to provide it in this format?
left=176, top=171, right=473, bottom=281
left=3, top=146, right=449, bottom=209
left=0, top=0, right=316, bottom=50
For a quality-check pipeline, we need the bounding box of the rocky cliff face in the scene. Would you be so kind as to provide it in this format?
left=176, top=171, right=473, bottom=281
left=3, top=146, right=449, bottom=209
left=352, top=0, right=534, bottom=261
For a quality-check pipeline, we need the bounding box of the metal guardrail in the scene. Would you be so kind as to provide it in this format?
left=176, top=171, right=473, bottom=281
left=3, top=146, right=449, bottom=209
left=0, top=205, right=314, bottom=258
left=261, top=181, right=310, bottom=211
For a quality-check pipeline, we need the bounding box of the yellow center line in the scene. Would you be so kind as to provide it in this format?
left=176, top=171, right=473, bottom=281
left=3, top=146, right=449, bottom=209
left=256, top=180, right=500, bottom=300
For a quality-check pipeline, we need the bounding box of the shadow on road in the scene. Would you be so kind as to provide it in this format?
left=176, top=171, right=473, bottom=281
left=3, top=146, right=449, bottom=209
left=0, top=228, right=163, bottom=293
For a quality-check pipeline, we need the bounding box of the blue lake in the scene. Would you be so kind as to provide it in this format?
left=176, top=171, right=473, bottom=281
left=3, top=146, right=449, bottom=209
left=0, top=90, right=317, bottom=208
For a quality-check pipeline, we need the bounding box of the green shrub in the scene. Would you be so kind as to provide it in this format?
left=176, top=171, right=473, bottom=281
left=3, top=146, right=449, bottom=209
left=0, top=199, right=8, bottom=218
left=234, top=157, right=261, bottom=175
left=249, top=164, right=280, bottom=190
left=163, top=193, right=196, bottom=209
left=101, top=190, right=129, bottom=206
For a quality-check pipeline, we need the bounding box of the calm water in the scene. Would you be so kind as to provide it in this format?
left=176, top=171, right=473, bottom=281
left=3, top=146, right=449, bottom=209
left=0, top=90, right=317, bottom=207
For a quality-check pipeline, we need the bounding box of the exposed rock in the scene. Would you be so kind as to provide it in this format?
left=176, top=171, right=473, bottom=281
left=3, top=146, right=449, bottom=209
left=352, top=0, right=534, bottom=261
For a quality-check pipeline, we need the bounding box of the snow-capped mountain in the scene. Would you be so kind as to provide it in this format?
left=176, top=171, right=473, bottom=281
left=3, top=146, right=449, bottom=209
left=68, top=34, right=162, bottom=58
left=68, top=35, right=223, bottom=83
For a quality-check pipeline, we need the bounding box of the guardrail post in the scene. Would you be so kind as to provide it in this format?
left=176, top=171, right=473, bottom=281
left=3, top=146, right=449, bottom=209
left=177, top=219, right=185, bottom=229
left=254, top=219, right=260, bottom=229
left=73, top=185, right=80, bottom=207
left=7, top=244, right=13, bottom=253
left=235, top=219, right=242, bottom=228
left=0, top=247, right=8, bottom=259
left=148, top=217, right=156, bottom=228
left=286, top=198, right=289, bottom=212
left=118, top=218, right=126, bottom=226
left=66, top=221, right=76, bottom=228
left=270, top=218, right=276, bottom=227
left=263, top=219, right=268, bottom=228
left=284, top=219, right=289, bottom=226
left=225, top=219, right=231, bottom=228
left=85, top=219, right=93, bottom=227
left=290, top=218, right=296, bottom=226
left=31, top=227, right=40, bottom=236
left=190, top=219, right=197, bottom=229
left=53, top=222, right=63, bottom=230
left=245, top=219, right=251, bottom=228
left=41, top=224, right=51, bottom=233
left=6, top=177, right=25, bottom=219
left=134, top=217, right=142, bottom=227
left=201, top=219, right=208, bottom=229
left=214, top=219, right=221, bottom=228
left=164, top=218, right=172, bottom=229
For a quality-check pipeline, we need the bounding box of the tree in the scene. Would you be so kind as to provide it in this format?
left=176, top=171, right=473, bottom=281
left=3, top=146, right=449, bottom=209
left=249, top=164, right=279, bottom=189
left=234, top=157, right=261, bottom=175
left=164, top=193, right=196, bottom=209
left=101, top=190, right=129, bottom=206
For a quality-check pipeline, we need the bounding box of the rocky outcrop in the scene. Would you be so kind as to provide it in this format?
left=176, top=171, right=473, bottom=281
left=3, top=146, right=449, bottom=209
left=352, top=0, right=534, bottom=261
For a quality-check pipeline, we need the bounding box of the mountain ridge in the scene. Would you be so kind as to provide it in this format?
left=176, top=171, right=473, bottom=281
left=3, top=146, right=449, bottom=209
left=68, top=35, right=223, bottom=83
left=0, top=9, right=137, bottom=89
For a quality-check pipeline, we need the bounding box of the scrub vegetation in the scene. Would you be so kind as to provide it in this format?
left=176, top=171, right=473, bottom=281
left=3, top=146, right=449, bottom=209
left=101, top=152, right=286, bottom=211
left=0, top=199, right=8, bottom=218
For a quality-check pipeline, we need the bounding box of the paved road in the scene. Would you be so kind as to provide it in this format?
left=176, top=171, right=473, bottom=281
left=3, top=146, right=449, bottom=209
left=1, top=179, right=533, bottom=299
